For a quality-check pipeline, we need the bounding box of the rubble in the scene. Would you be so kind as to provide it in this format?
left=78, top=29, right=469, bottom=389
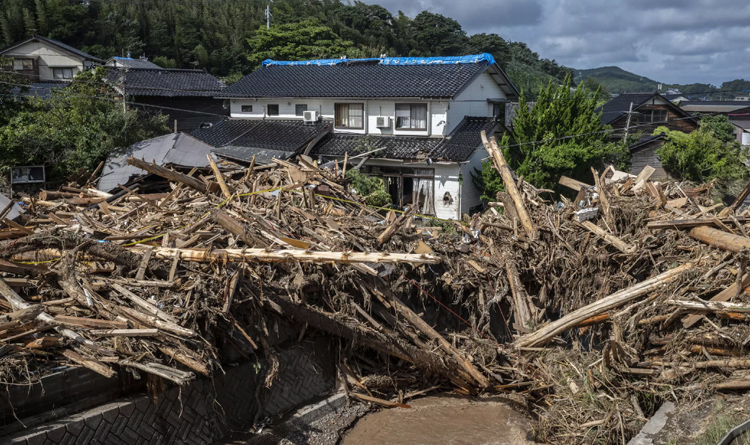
left=1, top=131, right=750, bottom=443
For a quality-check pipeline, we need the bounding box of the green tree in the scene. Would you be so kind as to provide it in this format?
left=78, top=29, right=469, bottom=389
left=0, top=67, right=168, bottom=179
left=655, top=116, right=748, bottom=182
left=345, top=169, right=390, bottom=207
left=464, top=33, right=511, bottom=65
left=481, top=75, right=628, bottom=196
left=246, top=19, right=356, bottom=69
left=152, top=56, right=177, bottom=69
left=410, top=11, right=467, bottom=56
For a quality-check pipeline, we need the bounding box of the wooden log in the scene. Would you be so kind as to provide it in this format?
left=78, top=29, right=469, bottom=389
left=133, top=246, right=440, bottom=266
left=367, top=280, right=489, bottom=388
left=126, top=157, right=207, bottom=194
left=647, top=217, right=750, bottom=230
left=207, top=154, right=232, bottom=199
left=669, top=299, right=750, bottom=313
left=514, top=263, right=693, bottom=348
left=119, top=360, right=193, bottom=385
left=688, top=345, right=742, bottom=357
left=505, top=260, right=533, bottom=331
left=25, top=337, right=62, bottom=349
left=481, top=131, right=536, bottom=239
left=212, top=208, right=258, bottom=247
left=690, top=226, right=750, bottom=253
left=592, top=168, right=615, bottom=226
left=580, top=221, right=634, bottom=254
left=716, top=380, right=750, bottom=390
left=263, top=294, right=479, bottom=389
left=110, top=283, right=178, bottom=324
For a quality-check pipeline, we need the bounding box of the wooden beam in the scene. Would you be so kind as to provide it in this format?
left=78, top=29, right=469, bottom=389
left=132, top=246, right=440, bottom=266
left=580, top=221, right=634, bottom=254
left=55, top=315, right=128, bottom=330
left=206, top=154, right=232, bottom=199
left=682, top=274, right=750, bottom=328
left=558, top=176, right=592, bottom=192
left=126, top=157, right=207, bottom=194
left=481, top=131, right=536, bottom=239
left=648, top=218, right=750, bottom=230
left=514, top=263, right=693, bottom=348
left=690, top=226, right=750, bottom=253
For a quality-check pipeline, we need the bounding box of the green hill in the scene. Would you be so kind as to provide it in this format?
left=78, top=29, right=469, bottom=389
left=574, top=66, right=660, bottom=94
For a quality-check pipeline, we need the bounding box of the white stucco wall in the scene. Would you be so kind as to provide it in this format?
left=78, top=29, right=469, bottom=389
left=447, top=71, right=506, bottom=133
left=3, top=41, right=84, bottom=81
left=433, top=163, right=462, bottom=220
left=230, top=98, right=450, bottom=137
left=459, top=147, right=488, bottom=215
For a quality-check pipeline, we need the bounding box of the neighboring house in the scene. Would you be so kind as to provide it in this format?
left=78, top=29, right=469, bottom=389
left=10, top=80, right=68, bottom=99
left=0, top=35, right=102, bottom=81
left=728, top=106, right=750, bottom=146
left=198, top=54, right=518, bottom=220
left=98, top=132, right=213, bottom=192
left=678, top=100, right=750, bottom=114
left=598, top=92, right=699, bottom=139
left=107, top=67, right=228, bottom=133
left=105, top=56, right=162, bottom=70
left=628, top=133, right=669, bottom=179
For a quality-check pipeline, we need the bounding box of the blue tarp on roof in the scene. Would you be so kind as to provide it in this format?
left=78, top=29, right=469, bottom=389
left=262, top=53, right=496, bottom=67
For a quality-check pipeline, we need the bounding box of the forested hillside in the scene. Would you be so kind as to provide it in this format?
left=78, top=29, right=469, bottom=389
left=0, top=0, right=572, bottom=96
left=575, top=66, right=750, bottom=99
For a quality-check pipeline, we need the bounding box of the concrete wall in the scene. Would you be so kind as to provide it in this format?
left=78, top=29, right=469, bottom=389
left=459, top=147, right=489, bottom=215
left=434, top=163, right=462, bottom=220
left=448, top=71, right=506, bottom=133
left=2, top=339, right=335, bottom=445
left=230, top=98, right=449, bottom=137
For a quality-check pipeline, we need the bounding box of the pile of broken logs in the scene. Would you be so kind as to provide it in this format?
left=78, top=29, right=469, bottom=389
left=1, top=132, right=750, bottom=444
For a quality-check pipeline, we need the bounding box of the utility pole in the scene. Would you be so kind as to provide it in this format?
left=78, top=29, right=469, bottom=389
left=623, top=102, right=634, bottom=142
left=120, top=68, right=128, bottom=114
left=266, top=4, right=271, bottom=29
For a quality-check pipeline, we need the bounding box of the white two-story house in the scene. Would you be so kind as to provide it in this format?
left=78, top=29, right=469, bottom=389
left=193, top=54, right=519, bottom=220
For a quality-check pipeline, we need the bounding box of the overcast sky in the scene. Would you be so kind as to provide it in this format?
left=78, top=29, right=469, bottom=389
left=367, top=0, right=750, bottom=86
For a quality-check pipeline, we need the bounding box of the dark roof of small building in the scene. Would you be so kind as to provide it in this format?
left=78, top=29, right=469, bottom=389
left=10, top=81, right=68, bottom=99
left=598, top=92, right=697, bottom=126
left=106, top=56, right=162, bottom=70
left=598, top=93, right=658, bottom=125
left=628, top=133, right=667, bottom=151
left=680, top=100, right=750, bottom=107
left=0, top=35, right=103, bottom=63
left=311, top=116, right=496, bottom=162
left=223, top=54, right=518, bottom=99
left=106, top=68, right=226, bottom=97
left=191, top=119, right=330, bottom=163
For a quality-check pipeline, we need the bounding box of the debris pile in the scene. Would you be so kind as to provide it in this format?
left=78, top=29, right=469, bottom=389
left=1, top=135, right=750, bottom=444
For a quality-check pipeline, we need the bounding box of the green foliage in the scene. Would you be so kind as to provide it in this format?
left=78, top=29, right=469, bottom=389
left=465, top=33, right=510, bottom=66
left=0, top=67, right=169, bottom=179
left=485, top=75, right=629, bottom=192
left=472, top=160, right=504, bottom=201
left=345, top=169, right=391, bottom=207
left=410, top=11, right=467, bottom=57
left=152, top=56, right=177, bottom=69
left=655, top=115, right=749, bottom=182
left=247, top=19, right=356, bottom=70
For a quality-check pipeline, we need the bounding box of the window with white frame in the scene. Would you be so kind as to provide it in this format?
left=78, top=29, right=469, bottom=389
left=52, top=67, right=74, bottom=79
left=395, top=104, right=428, bottom=130
left=335, top=103, right=364, bottom=129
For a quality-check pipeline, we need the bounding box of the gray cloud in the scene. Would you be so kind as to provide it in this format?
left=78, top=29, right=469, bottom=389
left=366, top=0, right=750, bottom=86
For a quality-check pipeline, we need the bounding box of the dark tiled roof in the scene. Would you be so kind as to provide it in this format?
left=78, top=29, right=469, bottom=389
left=106, top=57, right=162, bottom=69
left=107, top=68, right=226, bottom=97
left=311, top=116, right=496, bottom=162
left=598, top=93, right=657, bottom=125
left=191, top=119, right=329, bottom=163
left=628, top=133, right=667, bottom=151
left=11, top=81, right=67, bottom=99
left=222, top=62, right=488, bottom=99
left=681, top=100, right=750, bottom=106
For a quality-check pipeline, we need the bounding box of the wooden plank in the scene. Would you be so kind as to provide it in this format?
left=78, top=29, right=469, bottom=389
left=134, top=246, right=441, bottom=266
left=207, top=155, right=232, bottom=199
left=110, top=283, right=178, bottom=324
left=126, top=157, right=207, bottom=194
left=580, top=221, right=634, bottom=254
left=558, top=176, right=592, bottom=192
left=62, top=349, right=116, bottom=378
left=54, top=315, right=128, bottom=330
left=135, top=247, right=153, bottom=281
left=647, top=217, right=750, bottom=230
left=90, top=328, right=159, bottom=337
left=682, top=273, right=750, bottom=328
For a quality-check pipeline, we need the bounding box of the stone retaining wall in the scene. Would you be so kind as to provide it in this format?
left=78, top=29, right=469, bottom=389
left=2, top=339, right=335, bottom=445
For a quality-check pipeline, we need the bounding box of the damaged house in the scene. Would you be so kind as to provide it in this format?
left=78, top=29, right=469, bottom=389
left=193, top=54, right=519, bottom=220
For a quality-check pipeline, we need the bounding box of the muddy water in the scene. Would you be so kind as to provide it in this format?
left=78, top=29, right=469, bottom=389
left=342, top=395, right=535, bottom=445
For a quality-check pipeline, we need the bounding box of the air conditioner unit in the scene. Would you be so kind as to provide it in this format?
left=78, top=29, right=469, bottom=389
left=376, top=116, right=391, bottom=128
left=303, top=110, right=320, bottom=122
